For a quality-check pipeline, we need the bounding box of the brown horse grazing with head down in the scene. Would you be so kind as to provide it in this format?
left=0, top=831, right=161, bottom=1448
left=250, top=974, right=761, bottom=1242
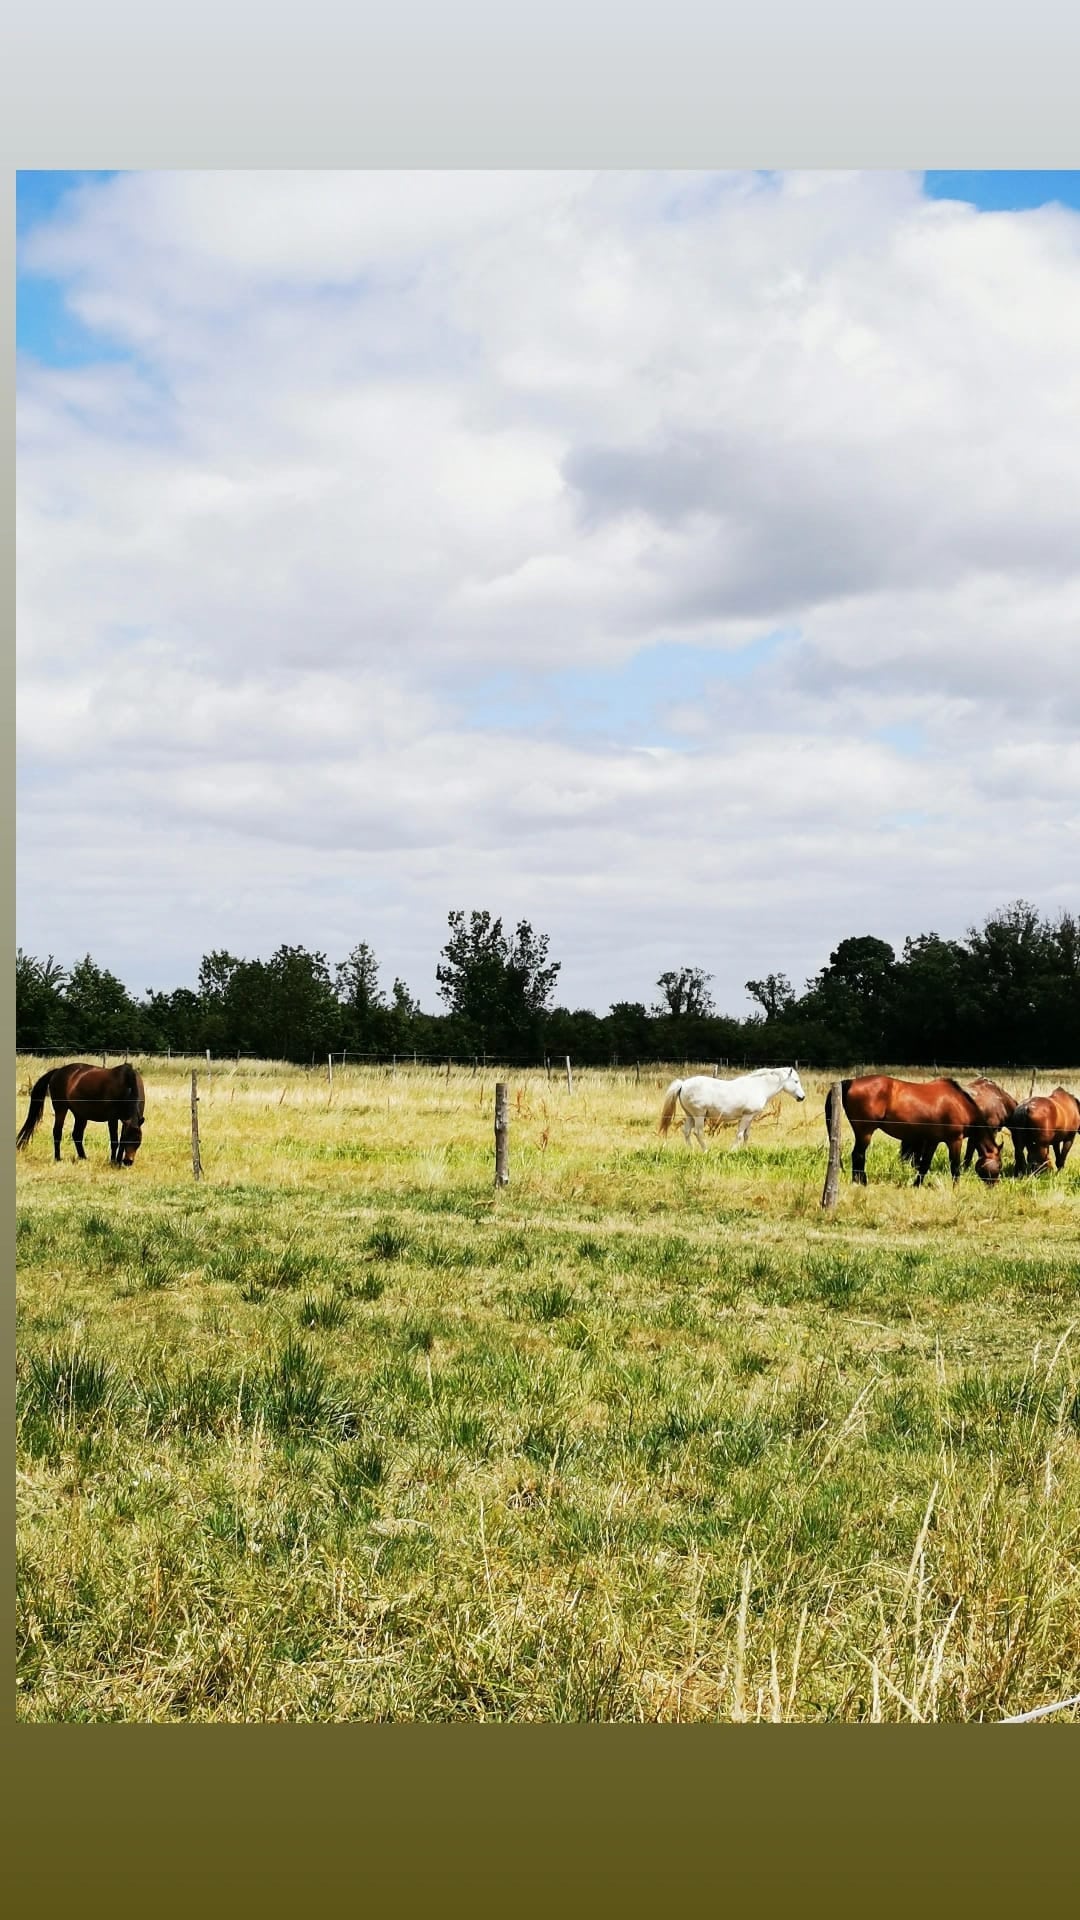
left=963, top=1079, right=1018, bottom=1170
left=827, top=1076, right=1003, bottom=1186
left=16, top=1062, right=145, bottom=1166
left=1004, top=1089, right=1080, bottom=1176
left=899, top=1076, right=1018, bottom=1172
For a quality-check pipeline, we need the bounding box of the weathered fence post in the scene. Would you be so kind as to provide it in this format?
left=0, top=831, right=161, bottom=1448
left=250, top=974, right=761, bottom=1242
left=494, top=1082, right=510, bottom=1187
left=821, top=1080, right=843, bottom=1211
left=327, top=1053, right=334, bottom=1093
left=191, top=1071, right=203, bottom=1182
left=565, top=1055, right=574, bottom=1095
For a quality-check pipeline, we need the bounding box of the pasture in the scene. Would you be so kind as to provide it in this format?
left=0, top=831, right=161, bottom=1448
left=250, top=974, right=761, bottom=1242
left=15, top=1055, right=1080, bottom=1722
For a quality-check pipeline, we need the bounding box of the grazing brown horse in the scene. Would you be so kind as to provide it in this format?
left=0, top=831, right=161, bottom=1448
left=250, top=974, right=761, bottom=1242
left=1004, top=1089, right=1080, bottom=1175
left=826, top=1076, right=1003, bottom=1186
left=16, top=1061, right=145, bottom=1166
left=898, top=1077, right=1019, bottom=1172
left=964, top=1079, right=1019, bottom=1170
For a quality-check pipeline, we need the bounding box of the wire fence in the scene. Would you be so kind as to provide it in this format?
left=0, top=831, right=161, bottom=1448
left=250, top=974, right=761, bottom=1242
left=14, top=1045, right=1077, bottom=1080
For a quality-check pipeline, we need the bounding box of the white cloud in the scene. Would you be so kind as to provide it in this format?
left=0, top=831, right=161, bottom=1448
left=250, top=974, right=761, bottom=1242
left=16, top=170, right=1080, bottom=1011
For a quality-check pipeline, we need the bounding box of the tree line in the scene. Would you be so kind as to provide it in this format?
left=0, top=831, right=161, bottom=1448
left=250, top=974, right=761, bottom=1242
left=14, top=900, right=1080, bottom=1069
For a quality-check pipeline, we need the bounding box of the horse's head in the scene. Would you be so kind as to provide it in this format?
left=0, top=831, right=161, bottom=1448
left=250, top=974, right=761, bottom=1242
left=972, top=1130, right=1002, bottom=1185
left=117, top=1115, right=143, bottom=1167
left=784, top=1068, right=807, bottom=1102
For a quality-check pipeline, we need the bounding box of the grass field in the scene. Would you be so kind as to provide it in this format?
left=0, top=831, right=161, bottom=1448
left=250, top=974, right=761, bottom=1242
left=15, top=1055, right=1080, bottom=1722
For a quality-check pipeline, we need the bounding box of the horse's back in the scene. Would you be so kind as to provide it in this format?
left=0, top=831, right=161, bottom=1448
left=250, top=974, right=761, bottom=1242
left=969, top=1078, right=1017, bottom=1125
left=844, top=1074, right=977, bottom=1130
left=60, top=1063, right=139, bottom=1109
left=1050, top=1089, right=1080, bottom=1132
left=678, top=1076, right=724, bottom=1109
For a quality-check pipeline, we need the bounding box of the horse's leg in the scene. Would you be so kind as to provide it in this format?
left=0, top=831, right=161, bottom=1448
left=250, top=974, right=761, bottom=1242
left=108, top=1117, right=119, bottom=1164
left=693, top=1114, right=707, bottom=1150
left=52, top=1101, right=66, bottom=1162
left=963, top=1135, right=976, bottom=1171
left=851, top=1128, right=872, bottom=1185
left=682, top=1114, right=694, bottom=1146
left=71, top=1113, right=89, bottom=1160
left=947, top=1135, right=963, bottom=1183
left=733, top=1113, right=753, bottom=1148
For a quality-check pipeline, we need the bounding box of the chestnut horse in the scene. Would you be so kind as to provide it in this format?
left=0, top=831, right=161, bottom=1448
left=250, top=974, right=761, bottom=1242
left=898, top=1076, right=1018, bottom=1172
left=1004, top=1089, right=1080, bottom=1175
left=826, top=1076, right=1003, bottom=1186
left=963, top=1078, right=1018, bottom=1169
left=16, top=1061, right=145, bottom=1166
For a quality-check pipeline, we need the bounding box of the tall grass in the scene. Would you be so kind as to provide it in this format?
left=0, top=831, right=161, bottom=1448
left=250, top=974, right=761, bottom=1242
left=15, top=1054, right=1080, bottom=1721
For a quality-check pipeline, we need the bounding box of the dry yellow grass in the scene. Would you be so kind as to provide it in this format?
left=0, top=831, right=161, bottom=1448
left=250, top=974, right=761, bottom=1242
left=16, top=1055, right=1080, bottom=1721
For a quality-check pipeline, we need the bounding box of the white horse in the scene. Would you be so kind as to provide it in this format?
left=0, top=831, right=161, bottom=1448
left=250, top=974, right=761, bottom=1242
left=659, top=1066, right=807, bottom=1149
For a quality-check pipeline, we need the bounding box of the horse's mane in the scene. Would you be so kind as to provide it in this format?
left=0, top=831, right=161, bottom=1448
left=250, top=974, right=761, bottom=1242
left=944, top=1078, right=982, bottom=1119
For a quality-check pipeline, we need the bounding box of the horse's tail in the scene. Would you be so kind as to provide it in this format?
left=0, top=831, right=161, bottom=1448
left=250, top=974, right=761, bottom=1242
left=659, top=1080, right=683, bottom=1136
left=16, top=1069, right=55, bottom=1150
left=824, top=1079, right=851, bottom=1142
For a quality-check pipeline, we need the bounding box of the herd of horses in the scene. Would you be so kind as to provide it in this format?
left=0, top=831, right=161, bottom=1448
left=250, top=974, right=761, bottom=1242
left=13, top=1058, right=1080, bottom=1189
left=660, top=1067, right=1078, bottom=1185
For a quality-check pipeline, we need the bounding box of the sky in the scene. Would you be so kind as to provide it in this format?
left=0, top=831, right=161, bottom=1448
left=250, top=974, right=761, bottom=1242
left=15, top=170, right=1080, bottom=1016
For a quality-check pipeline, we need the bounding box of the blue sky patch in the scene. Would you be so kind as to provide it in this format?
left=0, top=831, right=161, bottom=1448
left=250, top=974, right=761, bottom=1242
left=875, top=721, right=928, bottom=757
left=464, top=632, right=792, bottom=744
left=922, top=171, right=1080, bottom=213
left=17, top=171, right=123, bottom=366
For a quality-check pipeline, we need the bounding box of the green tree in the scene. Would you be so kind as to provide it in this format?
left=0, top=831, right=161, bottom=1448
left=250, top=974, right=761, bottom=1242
left=744, top=972, right=795, bottom=1021
left=435, top=910, right=560, bottom=1059
left=64, top=955, right=144, bottom=1049
left=888, top=934, right=971, bottom=1063
left=335, top=941, right=389, bottom=1052
left=15, top=950, right=72, bottom=1051
left=258, top=945, right=341, bottom=1061
left=653, top=967, right=715, bottom=1019
left=963, top=901, right=1054, bottom=1060
left=807, top=935, right=897, bottom=1055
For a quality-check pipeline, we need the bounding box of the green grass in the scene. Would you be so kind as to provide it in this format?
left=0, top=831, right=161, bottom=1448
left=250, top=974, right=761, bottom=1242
left=15, top=1055, right=1080, bottom=1722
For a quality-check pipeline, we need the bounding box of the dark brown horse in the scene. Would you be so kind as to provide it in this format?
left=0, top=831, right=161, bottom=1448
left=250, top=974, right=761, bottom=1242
left=16, top=1062, right=145, bottom=1166
left=898, top=1077, right=1018, bottom=1172
left=964, top=1079, right=1018, bottom=1170
left=827, top=1076, right=1003, bottom=1186
left=1004, top=1089, right=1080, bottom=1175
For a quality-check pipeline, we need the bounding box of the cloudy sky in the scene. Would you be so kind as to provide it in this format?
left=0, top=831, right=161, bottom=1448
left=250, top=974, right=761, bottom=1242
left=16, top=169, right=1080, bottom=1016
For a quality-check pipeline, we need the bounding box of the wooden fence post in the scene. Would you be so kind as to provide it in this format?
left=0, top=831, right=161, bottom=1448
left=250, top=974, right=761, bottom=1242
left=565, top=1055, right=574, bottom=1094
left=327, top=1053, right=334, bottom=1093
left=191, top=1071, right=203, bottom=1182
left=821, top=1080, right=843, bottom=1211
left=494, top=1082, right=510, bottom=1187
